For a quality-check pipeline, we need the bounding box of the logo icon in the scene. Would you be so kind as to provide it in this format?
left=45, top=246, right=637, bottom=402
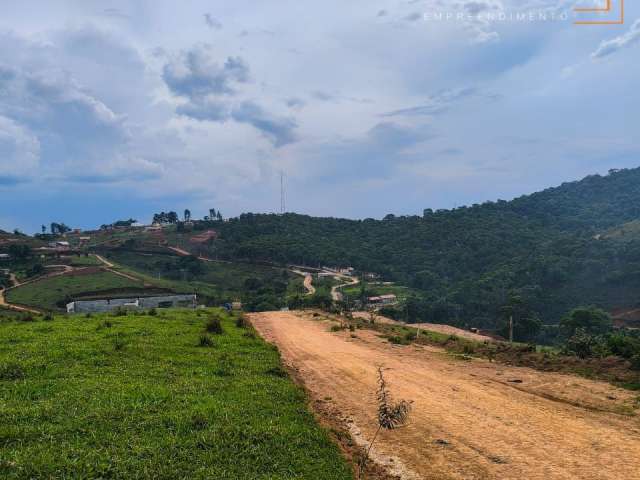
left=574, top=0, right=624, bottom=25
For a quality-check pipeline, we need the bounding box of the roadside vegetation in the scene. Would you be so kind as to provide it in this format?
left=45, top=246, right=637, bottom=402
left=313, top=308, right=640, bottom=391
left=0, top=309, right=353, bottom=479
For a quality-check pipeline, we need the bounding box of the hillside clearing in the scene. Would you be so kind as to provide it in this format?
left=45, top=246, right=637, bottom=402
left=250, top=311, right=640, bottom=480
left=0, top=310, right=353, bottom=479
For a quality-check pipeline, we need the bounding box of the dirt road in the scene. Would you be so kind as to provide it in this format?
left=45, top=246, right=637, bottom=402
left=250, top=311, right=640, bottom=480
left=332, top=275, right=359, bottom=301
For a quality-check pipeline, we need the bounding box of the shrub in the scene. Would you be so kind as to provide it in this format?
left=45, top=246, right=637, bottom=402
left=19, top=314, right=35, bottom=322
left=404, top=331, right=417, bottom=342
left=330, top=325, right=344, bottom=332
left=0, top=362, right=25, bottom=381
left=191, top=414, right=209, bottom=430
left=214, top=354, right=233, bottom=376
left=562, top=329, right=597, bottom=359
left=148, top=308, right=157, bottom=316
left=43, top=311, right=54, bottom=321
left=266, top=365, right=288, bottom=378
left=199, top=335, right=214, bottom=347
left=235, top=314, right=248, bottom=329
left=206, top=316, right=223, bottom=335
left=630, top=355, right=640, bottom=371
left=112, top=334, right=127, bottom=351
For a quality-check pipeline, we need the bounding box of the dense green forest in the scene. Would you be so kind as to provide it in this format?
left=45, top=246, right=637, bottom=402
left=199, top=168, right=640, bottom=334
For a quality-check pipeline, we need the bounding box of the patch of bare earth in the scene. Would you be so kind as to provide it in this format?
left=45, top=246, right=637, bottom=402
left=249, top=311, right=640, bottom=480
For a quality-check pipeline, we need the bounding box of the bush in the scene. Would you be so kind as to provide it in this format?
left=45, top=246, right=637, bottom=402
left=112, top=334, right=127, bottom=351
left=562, top=329, right=598, bottom=359
left=206, top=315, right=223, bottom=334
left=0, top=362, right=25, bottom=381
left=235, top=314, right=248, bottom=329
left=199, top=335, right=214, bottom=347
left=148, top=308, right=157, bottom=316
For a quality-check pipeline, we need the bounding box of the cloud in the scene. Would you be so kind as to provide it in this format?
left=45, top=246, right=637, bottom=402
left=382, top=87, right=480, bottom=117
left=404, top=12, right=424, bottom=22
left=163, top=44, right=298, bottom=147
left=591, top=19, right=640, bottom=59
left=231, top=101, right=298, bottom=147
left=285, top=97, right=306, bottom=109
left=163, top=45, right=250, bottom=99
left=0, top=115, right=40, bottom=180
left=204, top=13, right=223, bottom=30
left=176, top=98, right=230, bottom=122
left=302, top=122, right=436, bottom=183
left=0, top=30, right=162, bottom=186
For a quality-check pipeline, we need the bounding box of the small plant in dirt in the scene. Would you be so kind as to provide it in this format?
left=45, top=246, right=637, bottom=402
left=330, top=324, right=344, bottom=332
left=349, top=324, right=356, bottom=332
left=199, top=334, right=215, bottom=348
left=358, top=367, right=412, bottom=479
left=206, top=315, right=224, bottom=335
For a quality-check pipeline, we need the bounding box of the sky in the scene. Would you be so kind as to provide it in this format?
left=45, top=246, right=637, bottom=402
left=0, top=0, right=639, bottom=232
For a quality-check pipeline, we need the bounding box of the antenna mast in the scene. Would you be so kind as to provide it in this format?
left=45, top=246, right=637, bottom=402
left=280, top=171, right=286, bottom=214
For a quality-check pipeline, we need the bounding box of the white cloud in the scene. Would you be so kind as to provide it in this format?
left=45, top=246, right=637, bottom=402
left=592, top=19, right=640, bottom=59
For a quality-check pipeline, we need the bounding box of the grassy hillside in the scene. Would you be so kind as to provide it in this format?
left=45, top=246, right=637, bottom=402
left=6, top=271, right=145, bottom=311
left=0, top=310, right=353, bottom=479
left=102, top=250, right=301, bottom=311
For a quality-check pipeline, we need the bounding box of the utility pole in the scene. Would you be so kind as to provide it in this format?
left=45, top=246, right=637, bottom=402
left=509, top=315, right=514, bottom=343
left=280, top=171, right=286, bottom=215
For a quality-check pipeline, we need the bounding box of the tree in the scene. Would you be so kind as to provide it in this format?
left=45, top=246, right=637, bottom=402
left=358, top=367, right=411, bottom=479
left=184, top=209, right=191, bottom=222
left=209, top=208, right=216, bottom=220
left=560, top=307, right=612, bottom=338
left=41, top=225, right=46, bottom=234
left=499, top=293, right=542, bottom=343
left=167, top=211, right=179, bottom=224
left=216, top=211, right=223, bottom=221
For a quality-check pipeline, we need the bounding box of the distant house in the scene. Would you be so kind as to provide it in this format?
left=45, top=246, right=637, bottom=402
left=49, top=241, right=70, bottom=250
left=67, top=294, right=197, bottom=314
left=368, top=294, right=397, bottom=306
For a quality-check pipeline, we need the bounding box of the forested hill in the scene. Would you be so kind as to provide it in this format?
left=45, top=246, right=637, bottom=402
left=212, top=168, right=640, bottom=331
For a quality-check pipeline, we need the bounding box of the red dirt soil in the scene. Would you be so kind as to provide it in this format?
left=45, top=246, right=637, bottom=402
left=250, top=311, right=640, bottom=480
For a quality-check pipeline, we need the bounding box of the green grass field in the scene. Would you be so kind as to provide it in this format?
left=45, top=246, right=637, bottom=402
left=6, top=271, right=143, bottom=311
left=68, top=255, right=102, bottom=267
left=0, top=309, right=353, bottom=479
